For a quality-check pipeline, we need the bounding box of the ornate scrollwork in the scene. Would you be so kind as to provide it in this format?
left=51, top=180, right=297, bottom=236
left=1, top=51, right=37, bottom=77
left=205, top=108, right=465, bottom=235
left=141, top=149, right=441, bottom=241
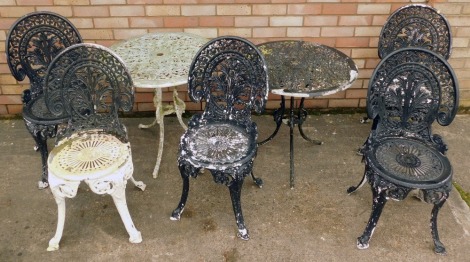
left=188, top=36, right=268, bottom=122
left=422, top=185, right=451, bottom=205
left=44, top=44, right=134, bottom=141
left=368, top=48, right=458, bottom=139
left=366, top=168, right=411, bottom=201
left=6, top=12, right=82, bottom=98
left=178, top=160, right=201, bottom=179
left=378, top=4, right=452, bottom=60
left=184, top=123, right=256, bottom=166
left=258, top=41, right=357, bottom=96
left=373, top=138, right=449, bottom=183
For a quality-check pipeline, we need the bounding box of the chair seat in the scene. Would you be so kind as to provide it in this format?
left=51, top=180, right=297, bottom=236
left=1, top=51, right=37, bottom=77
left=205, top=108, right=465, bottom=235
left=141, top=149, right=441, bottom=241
left=366, top=137, right=452, bottom=189
left=23, top=94, right=68, bottom=124
left=48, top=133, right=132, bottom=182
left=181, top=123, right=256, bottom=169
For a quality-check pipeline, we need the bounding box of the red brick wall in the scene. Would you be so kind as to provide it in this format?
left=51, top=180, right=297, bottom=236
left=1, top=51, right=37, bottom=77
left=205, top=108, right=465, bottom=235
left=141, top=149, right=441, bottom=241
left=0, top=0, right=469, bottom=116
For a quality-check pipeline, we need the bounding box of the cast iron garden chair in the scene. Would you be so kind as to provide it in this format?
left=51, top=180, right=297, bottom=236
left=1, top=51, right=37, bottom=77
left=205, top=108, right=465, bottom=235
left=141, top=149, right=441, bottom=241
left=360, top=4, right=452, bottom=138
left=44, top=43, right=145, bottom=251
left=348, top=47, right=458, bottom=255
left=5, top=11, right=83, bottom=189
left=378, top=4, right=452, bottom=60
left=170, top=36, right=268, bottom=240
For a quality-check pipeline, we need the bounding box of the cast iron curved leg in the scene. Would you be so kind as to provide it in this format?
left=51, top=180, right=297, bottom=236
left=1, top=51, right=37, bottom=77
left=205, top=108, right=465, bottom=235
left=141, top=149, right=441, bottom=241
left=110, top=181, right=142, bottom=244
left=298, top=98, right=322, bottom=145
left=347, top=169, right=368, bottom=194
left=250, top=171, right=263, bottom=188
left=258, top=96, right=285, bottom=146
left=171, top=164, right=191, bottom=221
left=47, top=181, right=79, bottom=251
left=228, top=176, right=249, bottom=240
left=430, top=198, right=447, bottom=255
left=357, top=186, right=387, bottom=250
left=32, top=131, right=49, bottom=189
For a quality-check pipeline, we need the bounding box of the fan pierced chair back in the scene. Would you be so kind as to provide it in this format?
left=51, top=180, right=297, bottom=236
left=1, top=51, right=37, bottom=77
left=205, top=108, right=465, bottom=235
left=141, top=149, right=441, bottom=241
left=188, top=36, right=268, bottom=125
left=44, top=43, right=134, bottom=142
left=6, top=11, right=82, bottom=101
left=378, top=4, right=452, bottom=60
left=367, top=48, right=458, bottom=142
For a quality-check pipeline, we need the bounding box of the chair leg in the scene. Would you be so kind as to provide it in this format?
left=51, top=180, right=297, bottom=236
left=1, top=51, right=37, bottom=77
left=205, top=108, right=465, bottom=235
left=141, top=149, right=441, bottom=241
left=171, top=167, right=190, bottom=221
left=357, top=186, right=387, bottom=250
left=110, top=181, right=142, bottom=244
left=32, top=131, right=49, bottom=190
left=430, top=198, right=447, bottom=255
left=129, top=176, right=146, bottom=191
left=250, top=172, right=263, bottom=188
left=229, top=177, right=249, bottom=240
left=47, top=189, right=66, bottom=251
left=47, top=182, right=79, bottom=251
left=347, top=169, right=368, bottom=194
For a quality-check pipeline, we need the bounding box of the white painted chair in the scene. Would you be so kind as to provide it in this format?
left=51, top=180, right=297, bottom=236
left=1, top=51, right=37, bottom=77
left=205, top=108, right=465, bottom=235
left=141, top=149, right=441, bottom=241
left=43, top=43, right=145, bottom=251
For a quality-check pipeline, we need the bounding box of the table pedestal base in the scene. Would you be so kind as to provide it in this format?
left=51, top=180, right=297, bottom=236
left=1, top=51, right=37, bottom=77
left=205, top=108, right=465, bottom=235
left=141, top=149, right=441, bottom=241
left=139, top=88, right=187, bottom=178
left=258, top=96, right=322, bottom=188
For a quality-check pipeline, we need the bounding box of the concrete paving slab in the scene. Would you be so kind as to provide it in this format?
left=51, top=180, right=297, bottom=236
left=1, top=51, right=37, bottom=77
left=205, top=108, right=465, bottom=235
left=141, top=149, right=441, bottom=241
left=0, top=114, right=469, bottom=261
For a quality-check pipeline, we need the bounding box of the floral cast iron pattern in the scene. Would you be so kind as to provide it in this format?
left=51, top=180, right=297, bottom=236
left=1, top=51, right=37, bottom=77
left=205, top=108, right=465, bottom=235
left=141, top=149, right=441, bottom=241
left=188, top=37, right=268, bottom=124
left=378, top=4, right=452, bottom=59
left=374, top=139, right=447, bottom=182
left=367, top=48, right=458, bottom=137
left=258, top=41, right=358, bottom=96
left=44, top=44, right=134, bottom=142
left=6, top=12, right=82, bottom=99
left=110, top=32, right=208, bottom=88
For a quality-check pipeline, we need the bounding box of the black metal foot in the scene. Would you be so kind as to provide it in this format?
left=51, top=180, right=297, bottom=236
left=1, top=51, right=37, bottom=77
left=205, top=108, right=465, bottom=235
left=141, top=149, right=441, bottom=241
left=356, top=235, right=370, bottom=250
left=434, top=242, right=446, bottom=255
left=250, top=172, right=263, bottom=188
left=347, top=172, right=367, bottom=194
left=170, top=208, right=183, bottom=221
left=347, top=186, right=358, bottom=194
left=237, top=229, right=250, bottom=240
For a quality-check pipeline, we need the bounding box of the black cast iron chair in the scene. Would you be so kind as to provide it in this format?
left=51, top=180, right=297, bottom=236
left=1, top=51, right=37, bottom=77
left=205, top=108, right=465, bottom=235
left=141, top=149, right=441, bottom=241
left=348, top=47, right=458, bottom=255
left=5, top=11, right=83, bottom=189
left=360, top=4, right=452, bottom=136
left=170, top=36, right=269, bottom=240
left=378, top=4, right=452, bottom=60
left=44, top=43, right=145, bottom=251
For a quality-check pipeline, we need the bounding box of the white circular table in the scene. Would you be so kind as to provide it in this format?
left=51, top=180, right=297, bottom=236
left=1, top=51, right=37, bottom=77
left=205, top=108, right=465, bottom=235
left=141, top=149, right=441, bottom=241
left=111, top=32, right=208, bottom=178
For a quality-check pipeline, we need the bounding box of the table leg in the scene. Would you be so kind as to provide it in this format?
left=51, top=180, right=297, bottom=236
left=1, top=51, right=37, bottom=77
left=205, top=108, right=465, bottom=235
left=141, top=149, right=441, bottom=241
left=138, top=89, right=160, bottom=129
left=172, top=88, right=187, bottom=130
left=140, top=88, right=187, bottom=178
left=152, top=89, right=164, bottom=178
left=258, top=96, right=285, bottom=146
left=297, top=98, right=323, bottom=145
left=289, top=96, right=295, bottom=189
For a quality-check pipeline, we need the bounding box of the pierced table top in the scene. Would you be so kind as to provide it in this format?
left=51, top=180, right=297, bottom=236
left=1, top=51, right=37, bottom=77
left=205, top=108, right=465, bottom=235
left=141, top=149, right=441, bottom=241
left=111, top=32, right=208, bottom=89
left=258, top=41, right=358, bottom=98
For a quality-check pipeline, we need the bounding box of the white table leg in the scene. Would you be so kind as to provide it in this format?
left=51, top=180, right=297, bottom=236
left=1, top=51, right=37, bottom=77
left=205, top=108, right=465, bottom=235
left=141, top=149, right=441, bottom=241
left=172, top=88, right=187, bottom=130
left=110, top=181, right=142, bottom=244
left=138, top=88, right=160, bottom=129
left=140, top=88, right=187, bottom=178
left=152, top=108, right=164, bottom=179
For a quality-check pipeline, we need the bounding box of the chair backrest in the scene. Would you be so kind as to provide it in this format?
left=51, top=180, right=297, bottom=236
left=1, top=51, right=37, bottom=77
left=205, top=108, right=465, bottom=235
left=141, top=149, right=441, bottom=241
left=367, top=48, right=458, bottom=141
left=44, top=43, right=134, bottom=142
left=187, top=36, right=268, bottom=125
left=378, top=4, right=452, bottom=60
left=5, top=11, right=82, bottom=100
